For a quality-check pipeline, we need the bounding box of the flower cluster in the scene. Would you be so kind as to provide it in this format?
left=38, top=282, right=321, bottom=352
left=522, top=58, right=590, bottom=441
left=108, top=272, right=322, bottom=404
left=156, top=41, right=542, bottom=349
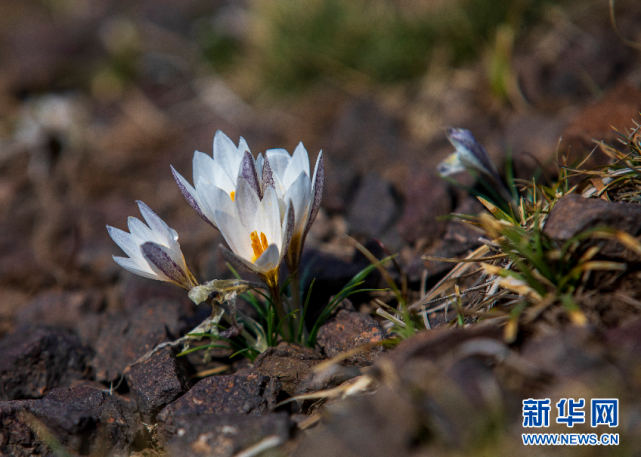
left=108, top=131, right=324, bottom=323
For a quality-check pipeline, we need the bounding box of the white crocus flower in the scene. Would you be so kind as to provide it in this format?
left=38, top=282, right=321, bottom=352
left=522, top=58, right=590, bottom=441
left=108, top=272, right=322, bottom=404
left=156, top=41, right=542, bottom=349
left=264, top=143, right=324, bottom=272
left=438, top=127, right=502, bottom=182
left=214, top=175, right=295, bottom=321
left=171, top=130, right=250, bottom=228
left=107, top=201, right=197, bottom=290
left=438, top=127, right=513, bottom=204
left=215, top=176, right=295, bottom=281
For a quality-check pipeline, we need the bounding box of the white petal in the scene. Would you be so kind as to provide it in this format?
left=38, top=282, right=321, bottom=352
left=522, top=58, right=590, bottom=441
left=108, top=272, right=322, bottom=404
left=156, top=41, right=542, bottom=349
left=209, top=160, right=237, bottom=196
left=280, top=200, right=295, bottom=265
left=214, top=130, right=244, bottom=184
left=271, top=171, right=288, bottom=222
left=214, top=209, right=254, bottom=261
left=436, top=152, right=465, bottom=176
left=107, top=225, right=142, bottom=261
left=283, top=142, right=310, bottom=189
left=255, top=186, right=281, bottom=249
left=254, top=244, right=280, bottom=271
left=196, top=180, right=235, bottom=220
left=172, top=166, right=216, bottom=227
left=113, top=256, right=158, bottom=280
left=235, top=176, right=260, bottom=232
left=136, top=201, right=178, bottom=249
left=284, top=171, right=312, bottom=236
left=305, top=150, right=324, bottom=237
left=240, top=151, right=261, bottom=198
left=255, top=153, right=264, bottom=190
left=238, top=136, right=250, bottom=154
left=265, top=148, right=291, bottom=178
left=193, top=151, right=217, bottom=186
left=270, top=167, right=287, bottom=198
left=127, top=216, right=161, bottom=245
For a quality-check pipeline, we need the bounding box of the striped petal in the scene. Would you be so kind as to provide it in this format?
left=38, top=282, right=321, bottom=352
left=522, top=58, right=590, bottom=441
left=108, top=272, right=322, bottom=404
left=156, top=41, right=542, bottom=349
left=265, top=148, right=291, bottom=178
left=141, top=242, right=195, bottom=289
left=280, top=200, right=295, bottom=265
left=172, top=166, right=216, bottom=227
left=240, top=151, right=261, bottom=198
left=285, top=171, right=312, bottom=237
left=304, top=150, right=324, bottom=239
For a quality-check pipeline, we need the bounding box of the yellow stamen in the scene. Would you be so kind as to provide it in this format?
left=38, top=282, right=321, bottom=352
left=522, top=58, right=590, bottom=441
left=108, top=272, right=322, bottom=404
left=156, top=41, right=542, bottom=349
left=230, top=191, right=235, bottom=202
left=250, top=231, right=269, bottom=261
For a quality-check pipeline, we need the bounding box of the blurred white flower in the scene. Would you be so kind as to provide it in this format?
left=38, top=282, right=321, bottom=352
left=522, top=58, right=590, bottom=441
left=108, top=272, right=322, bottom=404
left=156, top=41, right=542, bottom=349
left=171, top=130, right=250, bottom=228
left=107, top=201, right=197, bottom=290
left=438, top=127, right=502, bottom=182
left=439, top=127, right=514, bottom=204
left=264, top=143, right=324, bottom=271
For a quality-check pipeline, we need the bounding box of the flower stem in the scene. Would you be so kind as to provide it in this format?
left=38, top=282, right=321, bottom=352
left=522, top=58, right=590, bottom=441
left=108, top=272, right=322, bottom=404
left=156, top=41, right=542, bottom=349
left=290, top=268, right=303, bottom=340
left=262, top=270, right=290, bottom=341
left=222, top=310, right=259, bottom=349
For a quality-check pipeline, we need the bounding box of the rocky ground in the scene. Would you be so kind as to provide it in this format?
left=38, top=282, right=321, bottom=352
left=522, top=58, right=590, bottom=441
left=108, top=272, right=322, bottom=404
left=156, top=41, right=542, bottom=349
left=2, top=0, right=641, bottom=456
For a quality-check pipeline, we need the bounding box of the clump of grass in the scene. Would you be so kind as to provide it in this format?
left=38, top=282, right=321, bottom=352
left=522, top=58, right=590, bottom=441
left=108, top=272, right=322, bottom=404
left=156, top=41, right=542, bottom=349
left=379, top=125, right=641, bottom=342
left=574, top=122, right=641, bottom=203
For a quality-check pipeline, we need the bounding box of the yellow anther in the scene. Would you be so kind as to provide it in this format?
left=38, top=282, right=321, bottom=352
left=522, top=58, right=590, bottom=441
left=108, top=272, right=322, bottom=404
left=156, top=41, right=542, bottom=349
left=230, top=191, right=235, bottom=202
left=250, top=231, right=269, bottom=261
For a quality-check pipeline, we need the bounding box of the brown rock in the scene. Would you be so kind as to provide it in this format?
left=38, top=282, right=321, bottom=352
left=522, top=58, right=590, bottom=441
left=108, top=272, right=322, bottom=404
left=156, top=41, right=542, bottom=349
left=520, top=327, right=606, bottom=378
left=543, top=194, right=641, bottom=261
left=163, top=412, right=291, bottom=457
left=0, top=386, right=145, bottom=457
left=379, top=322, right=504, bottom=370
left=346, top=173, right=402, bottom=249
left=156, top=374, right=281, bottom=443
left=293, top=385, right=417, bottom=457
left=15, top=290, right=104, bottom=345
left=92, top=298, right=192, bottom=383
left=396, top=169, right=452, bottom=244
left=0, top=325, right=92, bottom=401
left=252, top=343, right=324, bottom=397
left=316, top=309, right=386, bottom=366
left=544, top=194, right=641, bottom=240
left=124, top=348, right=192, bottom=424
left=515, top=26, right=630, bottom=111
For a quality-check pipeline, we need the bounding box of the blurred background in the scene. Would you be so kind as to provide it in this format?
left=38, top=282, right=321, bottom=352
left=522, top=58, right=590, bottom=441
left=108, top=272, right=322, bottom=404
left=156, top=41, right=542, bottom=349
left=1, top=0, right=641, bottom=335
